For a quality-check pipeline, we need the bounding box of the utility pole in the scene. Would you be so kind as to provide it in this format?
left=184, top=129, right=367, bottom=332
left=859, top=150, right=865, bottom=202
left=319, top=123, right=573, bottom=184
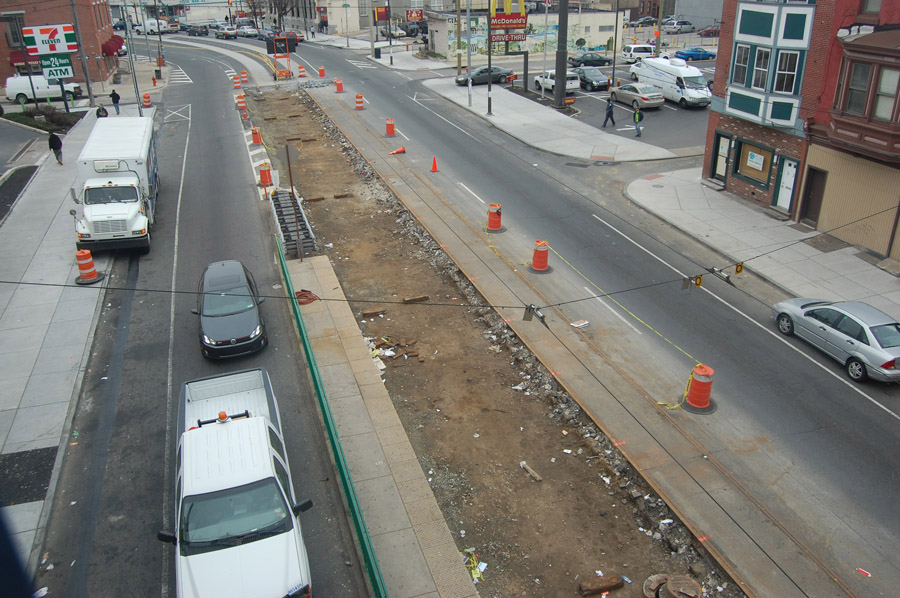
left=611, top=0, right=619, bottom=86
left=456, top=0, right=462, bottom=75
left=69, top=0, right=96, bottom=105
left=553, top=0, right=569, bottom=108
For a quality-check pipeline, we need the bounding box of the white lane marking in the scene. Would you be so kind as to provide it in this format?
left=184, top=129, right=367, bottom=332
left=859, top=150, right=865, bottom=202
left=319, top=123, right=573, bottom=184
left=591, top=213, right=900, bottom=422
left=459, top=182, right=485, bottom=204
left=584, top=286, right=642, bottom=334
left=664, top=104, right=678, bottom=111
left=395, top=128, right=410, bottom=141
left=408, top=94, right=476, bottom=139
left=162, top=103, right=192, bottom=598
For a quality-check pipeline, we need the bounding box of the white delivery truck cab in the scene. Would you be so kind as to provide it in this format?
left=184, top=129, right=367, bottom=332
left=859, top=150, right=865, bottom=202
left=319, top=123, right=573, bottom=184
left=135, top=18, right=164, bottom=34
left=629, top=57, right=711, bottom=107
left=70, top=115, right=158, bottom=253
left=158, top=368, right=313, bottom=598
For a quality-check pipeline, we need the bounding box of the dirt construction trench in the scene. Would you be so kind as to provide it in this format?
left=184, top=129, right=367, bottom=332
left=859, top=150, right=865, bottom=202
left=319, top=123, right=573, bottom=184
left=247, top=87, right=745, bottom=598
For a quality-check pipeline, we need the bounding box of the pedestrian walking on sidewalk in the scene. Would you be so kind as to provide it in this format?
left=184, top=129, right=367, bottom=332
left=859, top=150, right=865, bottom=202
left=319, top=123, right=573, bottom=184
left=602, top=99, right=615, bottom=127
left=309, top=26, right=315, bottom=39
left=48, top=132, right=63, bottom=165
left=633, top=106, right=644, bottom=137
left=96, top=104, right=109, bottom=118
left=109, top=89, right=121, bottom=115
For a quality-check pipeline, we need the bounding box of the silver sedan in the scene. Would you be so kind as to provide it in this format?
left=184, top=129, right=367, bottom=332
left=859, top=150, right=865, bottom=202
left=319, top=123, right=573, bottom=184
left=772, top=298, right=900, bottom=382
left=609, top=83, right=664, bottom=110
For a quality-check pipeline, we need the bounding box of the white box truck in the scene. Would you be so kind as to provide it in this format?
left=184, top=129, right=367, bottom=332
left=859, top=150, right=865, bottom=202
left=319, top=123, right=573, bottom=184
left=134, top=18, right=164, bottom=34
left=69, top=116, right=158, bottom=253
left=158, top=368, right=313, bottom=598
left=629, top=57, right=711, bottom=107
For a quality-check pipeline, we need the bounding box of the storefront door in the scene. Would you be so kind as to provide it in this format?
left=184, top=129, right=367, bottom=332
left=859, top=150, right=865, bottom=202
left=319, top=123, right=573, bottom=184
left=774, top=158, right=798, bottom=212
left=711, top=134, right=731, bottom=182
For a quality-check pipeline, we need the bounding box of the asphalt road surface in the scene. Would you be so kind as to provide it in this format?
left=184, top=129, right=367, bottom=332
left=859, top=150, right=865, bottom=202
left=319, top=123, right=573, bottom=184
left=36, top=44, right=369, bottom=597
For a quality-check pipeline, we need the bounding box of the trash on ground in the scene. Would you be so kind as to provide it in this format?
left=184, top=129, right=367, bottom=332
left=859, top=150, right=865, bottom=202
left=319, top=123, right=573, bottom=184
left=577, top=574, right=624, bottom=596
left=570, top=319, right=589, bottom=328
left=519, top=460, right=543, bottom=482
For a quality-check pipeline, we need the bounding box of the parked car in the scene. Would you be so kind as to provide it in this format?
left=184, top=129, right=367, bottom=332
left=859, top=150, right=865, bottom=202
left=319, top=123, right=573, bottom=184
left=282, top=30, right=305, bottom=43
left=455, top=65, right=515, bottom=86
left=698, top=25, right=720, bottom=38
left=629, top=16, right=656, bottom=28
left=187, top=25, right=209, bottom=36
left=534, top=69, right=580, bottom=94
left=238, top=25, right=259, bottom=37
left=112, top=20, right=127, bottom=31
left=381, top=26, right=406, bottom=38
left=773, top=299, right=900, bottom=382
left=215, top=25, right=238, bottom=39
left=674, top=47, right=717, bottom=61
left=567, top=51, right=612, bottom=67
left=663, top=20, right=695, bottom=34
left=609, top=83, right=665, bottom=109
left=192, top=260, right=267, bottom=359
left=621, top=43, right=655, bottom=63
left=573, top=66, right=609, bottom=91
left=257, top=29, right=277, bottom=41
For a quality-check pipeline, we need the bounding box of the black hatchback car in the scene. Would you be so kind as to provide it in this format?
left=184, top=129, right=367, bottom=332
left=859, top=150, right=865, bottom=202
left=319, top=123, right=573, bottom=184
left=187, top=25, right=209, bottom=36
left=192, top=260, right=267, bottom=359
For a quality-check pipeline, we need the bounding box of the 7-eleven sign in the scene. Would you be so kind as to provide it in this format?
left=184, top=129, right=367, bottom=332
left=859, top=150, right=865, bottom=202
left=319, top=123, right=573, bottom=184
left=22, top=24, right=79, bottom=56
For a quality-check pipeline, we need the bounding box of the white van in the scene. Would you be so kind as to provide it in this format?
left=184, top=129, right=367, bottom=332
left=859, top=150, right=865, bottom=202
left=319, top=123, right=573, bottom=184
left=4, top=74, right=82, bottom=104
left=621, top=44, right=655, bottom=63
left=134, top=19, right=164, bottom=34
left=629, top=57, right=711, bottom=107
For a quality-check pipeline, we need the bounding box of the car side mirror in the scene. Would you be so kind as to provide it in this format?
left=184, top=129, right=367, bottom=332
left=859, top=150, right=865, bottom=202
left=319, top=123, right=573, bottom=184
left=157, top=531, right=177, bottom=545
left=292, top=498, right=313, bottom=515
left=191, top=308, right=199, bottom=314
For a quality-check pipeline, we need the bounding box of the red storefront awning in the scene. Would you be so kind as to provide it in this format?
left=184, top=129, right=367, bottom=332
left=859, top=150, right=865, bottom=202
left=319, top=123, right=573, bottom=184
left=8, top=50, right=41, bottom=67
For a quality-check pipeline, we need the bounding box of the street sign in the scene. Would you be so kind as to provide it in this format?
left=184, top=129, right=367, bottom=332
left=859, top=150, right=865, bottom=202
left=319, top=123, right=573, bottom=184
left=22, top=24, right=78, bottom=56
left=490, top=33, right=526, bottom=42
left=40, top=54, right=74, bottom=79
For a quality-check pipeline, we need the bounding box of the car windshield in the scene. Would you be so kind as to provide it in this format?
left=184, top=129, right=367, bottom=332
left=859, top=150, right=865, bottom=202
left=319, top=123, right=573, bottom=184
left=83, top=186, right=139, bottom=205
left=202, top=284, right=255, bottom=316
left=684, top=75, right=707, bottom=89
left=179, top=478, right=292, bottom=556
left=581, top=67, right=602, bottom=77
left=870, top=323, right=900, bottom=348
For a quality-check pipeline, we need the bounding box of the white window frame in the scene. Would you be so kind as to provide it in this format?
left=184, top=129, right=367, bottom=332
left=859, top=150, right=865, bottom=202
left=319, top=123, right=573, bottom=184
left=873, top=67, right=899, bottom=122
left=732, top=44, right=750, bottom=86
left=773, top=50, right=799, bottom=94
left=752, top=47, right=771, bottom=91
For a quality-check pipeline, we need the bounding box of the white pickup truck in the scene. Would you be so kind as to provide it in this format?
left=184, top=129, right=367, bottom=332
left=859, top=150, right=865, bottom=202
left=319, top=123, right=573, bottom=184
left=158, top=369, right=313, bottom=598
left=534, top=69, right=580, bottom=94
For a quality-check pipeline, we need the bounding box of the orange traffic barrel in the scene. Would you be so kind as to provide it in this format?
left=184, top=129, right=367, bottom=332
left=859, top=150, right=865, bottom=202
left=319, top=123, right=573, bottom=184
left=233, top=75, right=241, bottom=89
left=335, top=78, right=344, bottom=93
left=386, top=118, right=395, bottom=136
left=355, top=93, right=364, bottom=110
left=297, top=65, right=306, bottom=78
left=487, top=203, right=503, bottom=232
left=259, top=163, right=272, bottom=186
left=240, top=70, right=248, bottom=83
left=142, top=93, right=151, bottom=107
left=684, top=364, right=717, bottom=414
left=236, top=94, right=246, bottom=110
left=318, top=65, right=325, bottom=78
left=74, top=250, right=105, bottom=285
left=252, top=126, right=262, bottom=145
left=530, top=240, right=550, bottom=272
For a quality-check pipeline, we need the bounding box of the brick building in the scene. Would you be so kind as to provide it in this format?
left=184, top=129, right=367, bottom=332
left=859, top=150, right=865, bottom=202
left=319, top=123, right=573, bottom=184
left=703, top=0, right=900, bottom=259
left=2, top=0, right=121, bottom=98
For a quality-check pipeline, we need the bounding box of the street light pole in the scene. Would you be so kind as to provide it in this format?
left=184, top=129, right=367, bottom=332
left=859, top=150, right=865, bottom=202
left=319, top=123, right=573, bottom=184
left=69, top=0, right=96, bottom=105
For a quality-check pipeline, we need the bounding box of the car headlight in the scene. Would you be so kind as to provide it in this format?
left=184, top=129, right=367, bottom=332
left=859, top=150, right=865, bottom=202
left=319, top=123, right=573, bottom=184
left=202, top=334, right=215, bottom=345
left=249, top=324, right=262, bottom=339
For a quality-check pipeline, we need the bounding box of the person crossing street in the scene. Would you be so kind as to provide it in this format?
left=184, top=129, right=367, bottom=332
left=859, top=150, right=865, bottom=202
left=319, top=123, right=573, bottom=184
left=633, top=106, right=644, bottom=137
left=602, top=99, right=615, bottom=127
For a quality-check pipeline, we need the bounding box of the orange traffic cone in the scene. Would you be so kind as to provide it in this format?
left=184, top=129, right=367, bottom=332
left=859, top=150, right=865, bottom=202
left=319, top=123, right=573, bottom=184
left=389, top=146, right=406, bottom=155
left=431, top=156, right=438, bottom=172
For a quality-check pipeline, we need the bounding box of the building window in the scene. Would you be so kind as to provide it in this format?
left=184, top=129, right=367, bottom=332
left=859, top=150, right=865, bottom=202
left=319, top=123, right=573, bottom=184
left=735, top=141, right=773, bottom=185
left=774, top=51, right=799, bottom=94
left=752, top=48, right=771, bottom=90
left=861, top=0, right=882, bottom=13
left=846, top=63, right=871, bottom=115
left=732, top=44, right=750, bottom=85
left=873, top=68, right=899, bottom=121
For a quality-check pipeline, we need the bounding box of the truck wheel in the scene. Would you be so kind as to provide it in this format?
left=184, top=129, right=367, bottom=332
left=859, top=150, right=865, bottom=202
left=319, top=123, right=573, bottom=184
left=679, top=98, right=687, bottom=108
left=15, top=93, right=28, bottom=103
left=140, top=234, right=151, bottom=255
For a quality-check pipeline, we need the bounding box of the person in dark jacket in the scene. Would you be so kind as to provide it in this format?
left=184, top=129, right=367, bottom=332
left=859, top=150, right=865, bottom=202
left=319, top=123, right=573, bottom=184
left=109, top=89, right=121, bottom=114
left=96, top=104, right=109, bottom=118
left=48, top=132, right=63, bottom=165
left=602, top=98, right=615, bottom=127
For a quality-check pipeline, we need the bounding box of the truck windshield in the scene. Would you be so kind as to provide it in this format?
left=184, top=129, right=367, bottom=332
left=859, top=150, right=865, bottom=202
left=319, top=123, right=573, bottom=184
left=684, top=75, right=707, bottom=89
left=84, top=186, right=139, bottom=205
left=179, top=478, right=292, bottom=556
